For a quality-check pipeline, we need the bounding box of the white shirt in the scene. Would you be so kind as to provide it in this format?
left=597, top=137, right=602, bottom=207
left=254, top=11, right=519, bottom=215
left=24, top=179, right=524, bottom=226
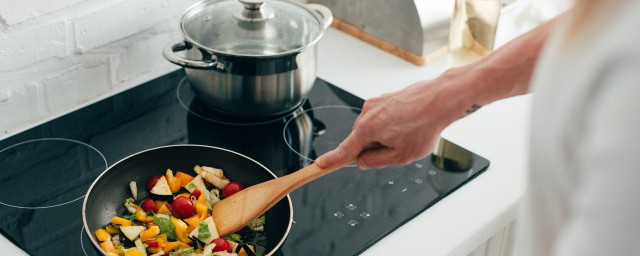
left=514, top=1, right=640, bottom=255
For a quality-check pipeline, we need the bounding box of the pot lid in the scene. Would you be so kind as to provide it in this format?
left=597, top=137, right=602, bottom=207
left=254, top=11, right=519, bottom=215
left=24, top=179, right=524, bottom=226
left=181, top=0, right=331, bottom=57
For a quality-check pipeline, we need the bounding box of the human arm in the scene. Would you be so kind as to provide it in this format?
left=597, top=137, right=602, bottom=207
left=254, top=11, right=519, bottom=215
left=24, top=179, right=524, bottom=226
left=316, top=16, right=562, bottom=169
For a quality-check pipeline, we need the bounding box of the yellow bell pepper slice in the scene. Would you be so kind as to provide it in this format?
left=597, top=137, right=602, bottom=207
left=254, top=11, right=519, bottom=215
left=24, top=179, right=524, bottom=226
left=134, top=210, right=148, bottom=222
left=105, top=224, right=120, bottom=235
left=95, top=229, right=111, bottom=242
left=123, top=203, right=153, bottom=223
left=111, top=216, right=132, bottom=226
left=197, top=193, right=206, bottom=204
left=186, top=225, right=196, bottom=236
left=183, top=215, right=200, bottom=229
left=166, top=169, right=181, bottom=194
left=124, top=249, right=145, bottom=256
left=155, top=200, right=168, bottom=211
left=175, top=193, right=191, bottom=200
left=170, top=216, right=193, bottom=244
left=163, top=241, right=181, bottom=254
left=162, top=241, right=191, bottom=254
left=100, top=241, right=114, bottom=252
left=139, top=225, right=160, bottom=241
left=147, top=247, right=163, bottom=254
left=239, top=245, right=256, bottom=256
left=176, top=171, right=194, bottom=187
left=157, top=204, right=171, bottom=214
left=195, top=194, right=208, bottom=221
left=156, top=234, right=168, bottom=247
left=196, top=202, right=208, bottom=221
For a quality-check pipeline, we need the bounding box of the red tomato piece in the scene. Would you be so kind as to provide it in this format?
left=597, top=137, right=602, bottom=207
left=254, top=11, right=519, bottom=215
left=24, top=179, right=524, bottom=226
left=191, top=189, right=202, bottom=200
left=141, top=198, right=156, bottom=213
left=211, top=238, right=231, bottom=253
left=170, top=196, right=195, bottom=219
left=222, top=182, right=244, bottom=198
left=146, top=175, right=163, bottom=192
left=145, top=240, right=158, bottom=247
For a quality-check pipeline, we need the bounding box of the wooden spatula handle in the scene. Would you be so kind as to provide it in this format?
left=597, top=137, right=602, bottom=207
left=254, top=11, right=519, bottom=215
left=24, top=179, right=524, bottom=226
left=244, top=160, right=352, bottom=212
left=279, top=161, right=353, bottom=193
left=212, top=160, right=352, bottom=236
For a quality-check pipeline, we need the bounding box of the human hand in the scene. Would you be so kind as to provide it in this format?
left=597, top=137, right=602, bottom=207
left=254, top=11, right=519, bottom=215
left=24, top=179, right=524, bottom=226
left=315, top=79, right=466, bottom=170
left=314, top=13, right=554, bottom=170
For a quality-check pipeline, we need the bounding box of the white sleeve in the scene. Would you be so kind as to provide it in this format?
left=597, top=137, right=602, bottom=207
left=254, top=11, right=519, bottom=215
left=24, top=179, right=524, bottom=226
left=552, top=60, right=640, bottom=255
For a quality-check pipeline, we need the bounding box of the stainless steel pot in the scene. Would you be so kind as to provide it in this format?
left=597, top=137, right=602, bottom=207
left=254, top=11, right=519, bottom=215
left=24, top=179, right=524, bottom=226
left=163, top=0, right=332, bottom=117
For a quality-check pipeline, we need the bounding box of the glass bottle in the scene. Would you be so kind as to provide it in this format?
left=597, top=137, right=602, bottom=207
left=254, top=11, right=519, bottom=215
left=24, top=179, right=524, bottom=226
left=447, top=0, right=503, bottom=68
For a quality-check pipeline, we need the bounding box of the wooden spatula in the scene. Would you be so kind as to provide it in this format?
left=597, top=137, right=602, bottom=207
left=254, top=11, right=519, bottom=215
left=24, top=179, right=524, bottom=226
left=212, top=161, right=351, bottom=236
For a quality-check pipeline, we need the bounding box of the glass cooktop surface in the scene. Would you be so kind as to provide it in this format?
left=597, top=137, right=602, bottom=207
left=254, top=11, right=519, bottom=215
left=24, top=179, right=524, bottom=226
left=0, top=70, right=489, bottom=255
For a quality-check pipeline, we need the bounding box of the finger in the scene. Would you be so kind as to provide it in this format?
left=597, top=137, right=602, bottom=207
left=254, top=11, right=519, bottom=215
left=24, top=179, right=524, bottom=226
left=316, top=132, right=366, bottom=168
left=361, top=98, right=380, bottom=112
left=354, top=99, right=384, bottom=131
left=354, top=98, right=380, bottom=129
left=356, top=146, right=397, bottom=170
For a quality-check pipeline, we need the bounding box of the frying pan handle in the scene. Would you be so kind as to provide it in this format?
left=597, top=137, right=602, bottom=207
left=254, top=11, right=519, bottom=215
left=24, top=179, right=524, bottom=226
left=306, top=4, right=333, bottom=30
left=163, top=42, right=218, bottom=70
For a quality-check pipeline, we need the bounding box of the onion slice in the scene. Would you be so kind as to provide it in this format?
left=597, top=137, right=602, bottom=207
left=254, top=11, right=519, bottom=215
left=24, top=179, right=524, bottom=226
left=129, top=181, right=138, bottom=200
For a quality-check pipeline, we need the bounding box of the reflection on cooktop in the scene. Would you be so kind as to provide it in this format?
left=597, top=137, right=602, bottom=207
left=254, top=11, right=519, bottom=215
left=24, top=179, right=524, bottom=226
left=283, top=105, right=361, bottom=167
left=0, top=70, right=489, bottom=256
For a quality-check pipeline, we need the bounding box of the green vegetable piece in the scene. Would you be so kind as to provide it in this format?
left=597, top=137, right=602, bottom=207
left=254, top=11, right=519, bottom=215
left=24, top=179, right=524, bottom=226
left=153, top=215, right=177, bottom=241
left=114, top=243, right=125, bottom=256
left=197, top=221, right=210, bottom=239
left=182, top=248, right=194, bottom=256
left=224, top=233, right=243, bottom=244
left=247, top=215, right=265, bottom=230
left=122, top=214, right=136, bottom=222
left=169, top=247, right=195, bottom=256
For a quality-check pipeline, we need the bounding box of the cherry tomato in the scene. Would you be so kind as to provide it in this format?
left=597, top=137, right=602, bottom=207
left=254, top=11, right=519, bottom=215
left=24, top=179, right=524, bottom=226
left=222, top=182, right=244, bottom=198
left=171, top=196, right=195, bottom=219
left=211, top=238, right=231, bottom=253
left=146, top=175, right=163, bottom=192
left=141, top=198, right=156, bottom=213
left=144, top=240, right=158, bottom=247
left=191, top=189, right=202, bottom=200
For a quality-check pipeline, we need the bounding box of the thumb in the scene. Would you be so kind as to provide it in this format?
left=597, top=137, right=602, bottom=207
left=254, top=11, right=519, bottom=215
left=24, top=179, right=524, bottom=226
left=315, top=133, right=364, bottom=168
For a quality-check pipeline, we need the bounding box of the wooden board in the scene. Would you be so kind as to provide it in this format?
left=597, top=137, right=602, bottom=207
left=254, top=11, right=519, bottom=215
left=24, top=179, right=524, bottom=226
left=331, top=17, right=447, bottom=66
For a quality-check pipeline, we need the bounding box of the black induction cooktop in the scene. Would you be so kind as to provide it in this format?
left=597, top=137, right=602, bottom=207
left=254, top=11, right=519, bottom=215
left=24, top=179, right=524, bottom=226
left=0, top=70, right=489, bottom=256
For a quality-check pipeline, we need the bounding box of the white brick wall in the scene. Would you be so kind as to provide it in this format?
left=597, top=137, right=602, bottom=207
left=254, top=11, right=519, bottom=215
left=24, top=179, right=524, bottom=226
left=0, top=0, right=200, bottom=137
left=0, top=20, right=70, bottom=70
left=0, top=0, right=86, bottom=25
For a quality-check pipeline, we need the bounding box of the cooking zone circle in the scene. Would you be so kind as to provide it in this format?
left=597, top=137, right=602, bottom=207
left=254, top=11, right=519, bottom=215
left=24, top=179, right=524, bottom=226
left=176, top=77, right=302, bottom=126
left=282, top=105, right=361, bottom=167
left=0, top=138, right=107, bottom=209
left=80, top=226, right=91, bottom=256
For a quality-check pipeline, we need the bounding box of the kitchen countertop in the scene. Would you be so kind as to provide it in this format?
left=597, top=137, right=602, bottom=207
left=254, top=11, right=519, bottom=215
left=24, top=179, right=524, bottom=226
left=0, top=2, right=547, bottom=255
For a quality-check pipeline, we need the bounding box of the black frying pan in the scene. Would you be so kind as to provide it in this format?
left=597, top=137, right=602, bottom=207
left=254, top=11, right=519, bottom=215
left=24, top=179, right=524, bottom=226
left=82, top=145, right=293, bottom=255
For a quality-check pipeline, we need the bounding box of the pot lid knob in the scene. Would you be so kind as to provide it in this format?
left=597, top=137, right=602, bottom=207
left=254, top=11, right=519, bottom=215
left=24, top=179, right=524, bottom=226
left=236, top=0, right=273, bottom=22
left=238, top=0, right=265, bottom=10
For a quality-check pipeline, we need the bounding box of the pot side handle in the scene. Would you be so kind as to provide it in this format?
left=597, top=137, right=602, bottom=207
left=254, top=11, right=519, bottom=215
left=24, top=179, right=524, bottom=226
left=163, top=42, right=217, bottom=69
left=306, top=4, right=333, bottom=30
